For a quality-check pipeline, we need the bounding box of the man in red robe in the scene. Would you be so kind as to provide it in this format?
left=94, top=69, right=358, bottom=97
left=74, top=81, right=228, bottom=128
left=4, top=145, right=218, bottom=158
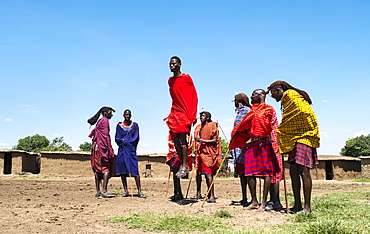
left=230, top=89, right=280, bottom=211
left=193, top=111, right=221, bottom=203
left=164, top=56, right=198, bottom=178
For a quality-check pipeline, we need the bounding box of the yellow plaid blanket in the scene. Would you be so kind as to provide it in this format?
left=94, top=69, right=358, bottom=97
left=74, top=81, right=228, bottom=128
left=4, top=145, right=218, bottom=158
left=277, top=89, right=320, bottom=153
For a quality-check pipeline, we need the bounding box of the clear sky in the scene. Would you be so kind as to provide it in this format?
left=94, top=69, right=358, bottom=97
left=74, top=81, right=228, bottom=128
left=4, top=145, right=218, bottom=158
left=1, top=1, right=369, bottom=155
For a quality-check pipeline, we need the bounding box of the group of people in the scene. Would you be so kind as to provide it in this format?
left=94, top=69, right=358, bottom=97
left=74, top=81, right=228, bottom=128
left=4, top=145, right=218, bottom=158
left=164, top=56, right=320, bottom=213
left=87, top=108, right=145, bottom=198
left=87, top=56, right=320, bottom=214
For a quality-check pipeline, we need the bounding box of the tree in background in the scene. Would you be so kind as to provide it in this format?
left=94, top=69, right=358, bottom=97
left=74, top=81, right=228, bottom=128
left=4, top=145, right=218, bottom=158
left=43, top=137, right=73, bottom=151
left=15, top=135, right=73, bottom=152
left=220, top=137, right=229, bottom=154
left=79, top=142, right=92, bottom=151
left=15, top=134, right=50, bottom=152
left=340, top=134, right=370, bottom=157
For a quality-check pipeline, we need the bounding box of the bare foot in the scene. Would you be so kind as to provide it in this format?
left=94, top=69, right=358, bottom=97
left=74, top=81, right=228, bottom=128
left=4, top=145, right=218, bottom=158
left=243, top=203, right=259, bottom=210
left=257, top=205, right=266, bottom=212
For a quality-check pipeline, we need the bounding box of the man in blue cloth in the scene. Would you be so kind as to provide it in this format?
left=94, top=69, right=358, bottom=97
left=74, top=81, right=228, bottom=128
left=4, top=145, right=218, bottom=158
left=115, top=109, right=145, bottom=198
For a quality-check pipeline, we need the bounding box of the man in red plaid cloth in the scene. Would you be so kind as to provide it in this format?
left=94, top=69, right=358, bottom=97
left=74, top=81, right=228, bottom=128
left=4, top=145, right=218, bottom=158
left=230, top=89, right=281, bottom=211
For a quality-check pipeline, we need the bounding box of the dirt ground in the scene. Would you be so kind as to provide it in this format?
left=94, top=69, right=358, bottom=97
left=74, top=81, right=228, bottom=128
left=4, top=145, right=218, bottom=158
left=1, top=174, right=369, bottom=234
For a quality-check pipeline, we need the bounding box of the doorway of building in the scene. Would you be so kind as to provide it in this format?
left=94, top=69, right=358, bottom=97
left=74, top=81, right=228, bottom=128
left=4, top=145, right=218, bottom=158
left=325, top=160, right=333, bottom=180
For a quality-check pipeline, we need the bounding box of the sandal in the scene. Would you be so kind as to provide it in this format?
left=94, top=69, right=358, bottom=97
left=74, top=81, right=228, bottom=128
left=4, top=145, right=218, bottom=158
left=231, top=200, right=249, bottom=206
left=170, top=194, right=183, bottom=201
left=191, top=194, right=203, bottom=200
left=101, top=193, right=116, bottom=198
left=207, top=198, right=216, bottom=203
left=138, top=192, right=146, bottom=198
left=121, top=192, right=130, bottom=197
left=95, top=193, right=102, bottom=197
left=175, top=168, right=189, bottom=178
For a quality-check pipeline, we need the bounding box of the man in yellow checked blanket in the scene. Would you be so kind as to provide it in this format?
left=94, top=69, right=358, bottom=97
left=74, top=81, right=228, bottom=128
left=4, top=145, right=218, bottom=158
left=268, top=81, right=320, bottom=213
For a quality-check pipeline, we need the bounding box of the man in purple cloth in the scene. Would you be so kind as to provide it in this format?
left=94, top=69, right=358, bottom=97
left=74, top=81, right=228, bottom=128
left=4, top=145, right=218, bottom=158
left=115, top=109, right=145, bottom=198
left=88, top=106, right=116, bottom=198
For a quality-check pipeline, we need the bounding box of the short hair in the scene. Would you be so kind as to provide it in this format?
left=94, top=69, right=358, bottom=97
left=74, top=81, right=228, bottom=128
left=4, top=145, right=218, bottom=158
left=87, top=106, right=115, bottom=125
left=234, top=93, right=251, bottom=108
left=267, top=81, right=312, bottom=104
left=200, top=111, right=212, bottom=122
left=170, top=56, right=181, bottom=64
left=123, top=109, right=131, bottom=114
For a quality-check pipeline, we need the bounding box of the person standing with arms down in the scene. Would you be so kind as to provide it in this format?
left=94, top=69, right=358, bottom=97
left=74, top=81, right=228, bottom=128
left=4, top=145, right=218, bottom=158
left=164, top=56, right=198, bottom=178
left=193, top=111, right=221, bottom=203
left=230, top=89, right=281, bottom=211
left=115, top=109, right=145, bottom=198
left=268, top=81, right=320, bottom=213
left=88, top=106, right=116, bottom=198
left=231, top=93, right=251, bottom=206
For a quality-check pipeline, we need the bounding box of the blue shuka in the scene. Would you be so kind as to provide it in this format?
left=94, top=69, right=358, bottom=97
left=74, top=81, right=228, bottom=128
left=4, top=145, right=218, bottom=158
left=115, top=121, right=140, bottom=176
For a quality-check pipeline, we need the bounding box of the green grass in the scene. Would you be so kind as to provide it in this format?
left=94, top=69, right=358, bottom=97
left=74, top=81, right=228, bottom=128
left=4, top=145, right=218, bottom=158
left=354, top=178, right=370, bottom=183
left=106, top=213, right=230, bottom=233
left=278, top=192, right=370, bottom=234
left=106, top=191, right=370, bottom=233
left=214, top=209, right=234, bottom=218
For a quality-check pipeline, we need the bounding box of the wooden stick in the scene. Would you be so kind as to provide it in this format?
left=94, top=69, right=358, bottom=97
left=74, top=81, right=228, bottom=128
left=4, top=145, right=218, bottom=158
left=185, top=164, right=195, bottom=199
left=259, top=178, right=262, bottom=204
left=282, top=163, right=290, bottom=213
left=201, top=146, right=231, bottom=208
left=129, top=174, right=133, bottom=198
left=166, top=170, right=171, bottom=197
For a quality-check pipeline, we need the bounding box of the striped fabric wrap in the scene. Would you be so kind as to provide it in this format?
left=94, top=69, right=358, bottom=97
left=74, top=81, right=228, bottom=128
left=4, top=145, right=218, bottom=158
left=232, top=106, right=250, bottom=164
left=194, top=122, right=222, bottom=170
left=277, top=89, right=320, bottom=154
left=288, top=142, right=318, bottom=168
left=269, top=109, right=283, bottom=183
left=244, top=137, right=281, bottom=176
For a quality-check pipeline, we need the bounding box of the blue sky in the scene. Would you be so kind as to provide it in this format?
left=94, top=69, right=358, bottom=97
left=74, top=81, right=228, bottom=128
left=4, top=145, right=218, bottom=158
left=1, top=1, right=369, bottom=155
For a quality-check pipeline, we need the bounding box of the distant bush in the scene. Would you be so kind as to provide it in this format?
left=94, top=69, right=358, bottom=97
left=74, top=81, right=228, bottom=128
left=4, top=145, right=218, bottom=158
left=15, top=134, right=50, bottom=152
left=340, top=134, right=370, bottom=157
left=15, top=135, right=72, bottom=152
left=79, top=142, right=92, bottom=151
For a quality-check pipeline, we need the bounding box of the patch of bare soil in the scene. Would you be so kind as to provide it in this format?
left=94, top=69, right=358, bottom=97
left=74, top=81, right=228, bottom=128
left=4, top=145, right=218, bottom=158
left=0, top=175, right=369, bottom=233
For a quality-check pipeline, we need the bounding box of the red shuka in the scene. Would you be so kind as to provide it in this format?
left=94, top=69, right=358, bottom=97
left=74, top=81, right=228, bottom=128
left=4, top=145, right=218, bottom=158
left=164, top=73, right=198, bottom=135
left=230, top=103, right=275, bottom=150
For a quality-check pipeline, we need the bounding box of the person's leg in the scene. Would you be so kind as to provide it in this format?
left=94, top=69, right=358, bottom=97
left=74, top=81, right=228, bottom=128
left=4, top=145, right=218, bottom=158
left=301, top=166, right=313, bottom=212
left=290, top=163, right=303, bottom=211
left=173, top=135, right=187, bottom=175
left=258, top=176, right=270, bottom=212
left=244, top=176, right=259, bottom=209
left=240, top=175, right=248, bottom=204
left=94, top=172, right=102, bottom=194
left=178, top=134, right=189, bottom=172
left=102, top=172, right=111, bottom=194
left=205, top=173, right=215, bottom=201
left=195, top=171, right=202, bottom=197
left=270, top=182, right=282, bottom=209
left=172, top=166, right=183, bottom=200
left=120, top=174, right=129, bottom=194
left=133, top=175, right=142, bottom=195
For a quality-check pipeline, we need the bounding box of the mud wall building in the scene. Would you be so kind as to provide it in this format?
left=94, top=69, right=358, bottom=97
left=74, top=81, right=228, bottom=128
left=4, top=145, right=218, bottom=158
left=0, top=150, right=367, bottom=179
